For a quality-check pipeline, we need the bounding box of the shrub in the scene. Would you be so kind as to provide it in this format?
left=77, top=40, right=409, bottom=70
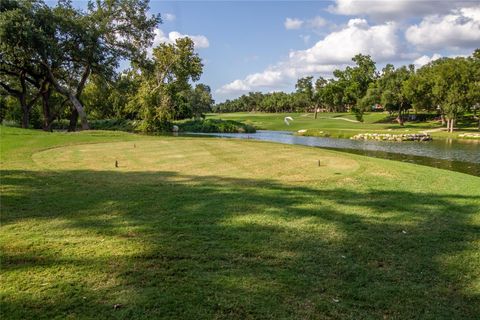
left=51, top=119, right=135, bottom=131
left=177, top=119, right=256, bottom=133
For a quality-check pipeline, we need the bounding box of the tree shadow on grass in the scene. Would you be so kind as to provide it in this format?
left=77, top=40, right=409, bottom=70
left=1, top=169, right=479, bottom=319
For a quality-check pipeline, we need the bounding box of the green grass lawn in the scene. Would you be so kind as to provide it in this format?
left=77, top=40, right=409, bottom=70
left=1, top=126, right=479, bottom=319
left=207, top=112, right=479, bottom=139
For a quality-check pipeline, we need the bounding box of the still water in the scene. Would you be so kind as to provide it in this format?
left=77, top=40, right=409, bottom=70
left=189, top=130, right=480, bottom=176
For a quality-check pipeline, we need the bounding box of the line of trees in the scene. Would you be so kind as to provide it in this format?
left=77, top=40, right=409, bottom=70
left=215, top=51, right=480, bottom=131
left=0, top=0, right=214, bottom=132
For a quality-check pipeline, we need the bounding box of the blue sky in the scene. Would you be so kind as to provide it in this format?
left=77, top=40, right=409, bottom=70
left=69, top=1, right=480, bottom=102
left=152, top=1, right=344, bottom=98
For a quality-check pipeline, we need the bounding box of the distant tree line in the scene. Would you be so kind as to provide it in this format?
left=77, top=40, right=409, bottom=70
left=0, top=0, right=213, bottom=132
left=215, top=51, right=480, bottom=131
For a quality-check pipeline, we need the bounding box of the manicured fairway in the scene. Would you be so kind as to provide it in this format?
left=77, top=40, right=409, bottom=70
left=208, top=112, right=479, bottom=139
left=1, top=126, right=479, bottom=319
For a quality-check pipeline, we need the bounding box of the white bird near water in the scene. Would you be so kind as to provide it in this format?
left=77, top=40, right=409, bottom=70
left=284, top=116, right=294, bottom=125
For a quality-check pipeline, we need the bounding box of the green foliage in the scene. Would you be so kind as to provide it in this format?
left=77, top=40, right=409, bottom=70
left=0, top=0, right=159, bottom=130
left=215, top=50, right=479, bottom=133
left=51, top=118, right=136, bottom=131
left=215, top=91, right=296, bottom=113
left=207, top=112, right=479, bottom=139
left=295, top=76, right=314, bottom=106
left=431, top=58, right=474, bottom=118
left=178, top=118, right=256, bottom=133
left=350, top=106, right=364, bottom=122
left=132, top=37, right=205, bottom=132
left=82, top=73, right=141, bottom=120
left=2, top=1, right=478, bottom=135
left=406, top=56, right=479, bottom=131
left=191, top=84, right=214, bottom=119
left=215, top=54, right=378, bottom=116
left=333, top=54, right=377, bottom=109
left=371, top=64, right=413, bottom=124
left=0, top=95, right=16, bottom=123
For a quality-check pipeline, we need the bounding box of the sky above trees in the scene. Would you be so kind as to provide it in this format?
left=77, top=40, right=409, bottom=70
left=59, top=1, right=480, bottom=101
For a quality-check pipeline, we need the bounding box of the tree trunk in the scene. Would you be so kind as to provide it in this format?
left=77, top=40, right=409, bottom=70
left=47, top=85, right=89, bottom=130
left=21, top=106, right=29, bottom=128
left=441, top=113, right=446, bottom=126
left=44, top=64, right=89, bottom=130
left=446, top=118, right=456, bottom=133
left=450, top=118, right=455, bottom=133
left=314, top=107, right=318, bottom=119
left=397, top=105, right=404, bottom=126
left=68, top=108, right=79, bottom=132
left=41, top=83, right=53, bottom=131
left=69, top=93, right=88, bottom=130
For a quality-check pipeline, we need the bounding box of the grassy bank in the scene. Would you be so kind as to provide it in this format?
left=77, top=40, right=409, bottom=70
left=208, top=112, right=480, bottom=140
left=1, top=126, right=479, bottom=319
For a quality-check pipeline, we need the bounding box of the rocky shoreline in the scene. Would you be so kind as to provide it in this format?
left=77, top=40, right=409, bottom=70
left=458, top=133, right=480, bottom=139
left=351, top=133, right=432, bottom=142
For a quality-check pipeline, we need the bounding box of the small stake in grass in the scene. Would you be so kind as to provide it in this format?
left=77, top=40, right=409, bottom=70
left=318, top=160, right=321, bottom=167
left=115, top=160, right=118, bottom=168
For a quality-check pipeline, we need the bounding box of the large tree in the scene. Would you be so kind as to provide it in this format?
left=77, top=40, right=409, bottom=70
left=0, top=0, right=159, bottom=130
left=0, top=0, right=47, bottom=128
left=377, top=64, right=413, bottom=125
left=468, top=49, right=480, bottom=129
left=191, top=84, right=214, bottom=119
left=411, top=57, right=476, bottom=132
left=134, top=37, right=203, bottom=131
left=433, top=58, right=475, bottom=132
left=330, top=54, right=377, bottom=120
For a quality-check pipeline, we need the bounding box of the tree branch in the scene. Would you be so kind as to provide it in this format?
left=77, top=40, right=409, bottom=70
left=0, top=81, right=21, bottom=97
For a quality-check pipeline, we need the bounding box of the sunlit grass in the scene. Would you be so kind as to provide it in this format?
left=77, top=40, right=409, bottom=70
left=1, top=126, right=479, bottom=319
left=207, top=112, right=479, bottom=139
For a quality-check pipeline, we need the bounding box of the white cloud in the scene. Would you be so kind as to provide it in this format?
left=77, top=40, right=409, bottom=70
left=168, top=31, right=210, bottom=48
left=308, top=16, right=327, bottom=28
left=413, top=53, right=442, bottom=67
left=220, top=80, right=251, bottom=93
left=163, top=13, right=176, bottom=22
left=151, top=28, right=210, bottom=51
left=218, top=70, right=288, bottom=94
left=218, top=19, right=400, bottom=95
left=406, top=6, right=480, bottom=50
left=289, top=19, right=399, bottom=64
left=329, top=0, right=467, bottom=20
left=300, top=34, right=311, bottom=44
left=285, top=18, right=304, bottom=30
left=285, top=16, right=328, bottom=30
left=150, top=29, right=170, bottom=50
left=412, top=53, right=471, bottom=68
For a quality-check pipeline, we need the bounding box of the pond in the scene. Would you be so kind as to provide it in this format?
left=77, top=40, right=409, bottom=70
left=188, top=130, right=480, bottom=176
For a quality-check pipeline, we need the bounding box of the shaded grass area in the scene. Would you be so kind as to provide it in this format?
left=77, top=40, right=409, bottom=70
left=208, top=112, right=479, bottom=139
left=1, top=126, right=480, bottom=319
